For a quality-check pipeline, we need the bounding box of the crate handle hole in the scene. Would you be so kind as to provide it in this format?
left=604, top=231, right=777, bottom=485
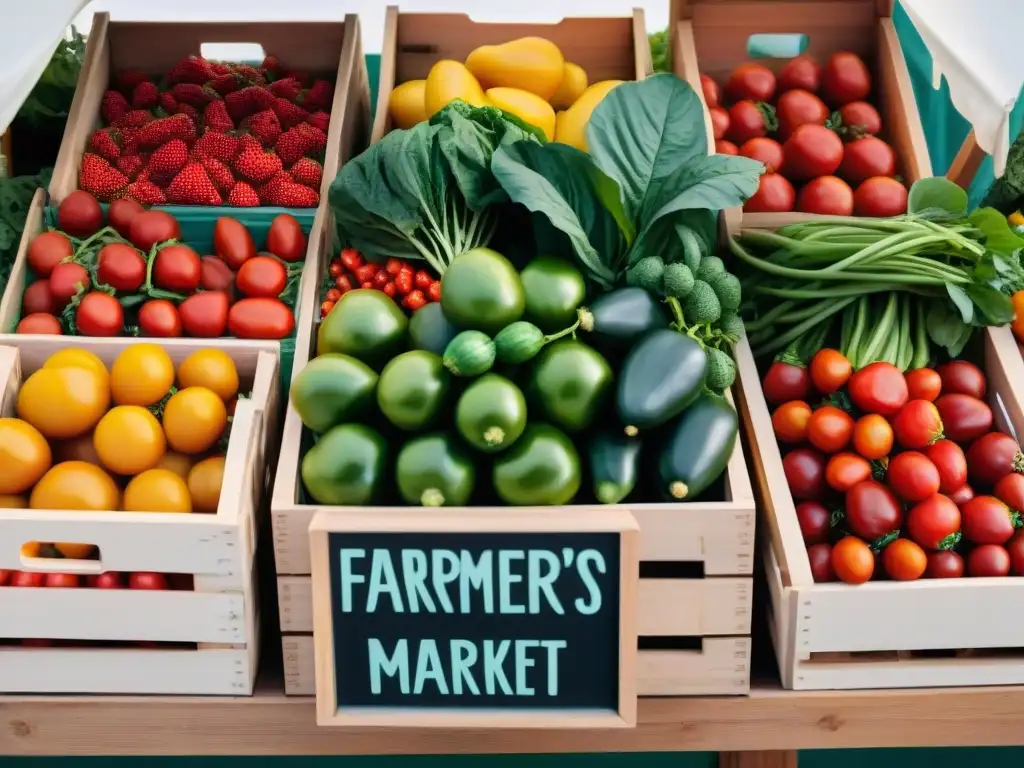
left=20, top=541, right=103, bottom=574
left=200, top=42, right=266, bottom=63
left=466, top=11, right=566, bottom=24
left=747, top=33, right=810, bottom=59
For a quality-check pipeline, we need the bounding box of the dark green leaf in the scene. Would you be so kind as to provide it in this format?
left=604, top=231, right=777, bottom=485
left=968, top=283, right=1015, bottom=325
left=968, top=207, right=1024, bottom=254
left=926, top=302, right=974, bottom=357
left=945, top=283, right=974, bottom=323
left=908, top=177, right=968, bottom=217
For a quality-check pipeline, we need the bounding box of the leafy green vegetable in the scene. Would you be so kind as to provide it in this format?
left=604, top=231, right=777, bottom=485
left=16, top=29, right=86, bottom=127
left=0, top=169, right=52, bottom=291
left=907, top=175, right=968, bottom=218
left=981, top=126, right=1024, bottom=214
left=649, top=29, right=670, bottom=73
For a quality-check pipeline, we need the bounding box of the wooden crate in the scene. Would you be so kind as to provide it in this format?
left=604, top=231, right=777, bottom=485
left=0, top=336, right=281, bottom=695
left=670, top=0, right=932, bottom=231
left=736, top=325, right=1024, bottom=690
left=49, top=12, right=369, bottom=206
left=371, top=5, right=653, bottom=142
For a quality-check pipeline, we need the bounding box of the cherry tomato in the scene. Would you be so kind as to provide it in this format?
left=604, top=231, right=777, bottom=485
left=743, top=173, right=795, bottom=213
left=725, top=63, right=776, bottom=102
left=926, top=550, right=964, bottom=579
left=961, top=496, right=1017, bottom=545
left=22, top=280, right=55, bottom=315
left=852, top=414, right=893, bottom=460
left=776, top=89, right=829, bottom=140
left=892, top=399, right=944, bottom=450
left=763, top=361, right=811, bottom=404
left=237, top=256, right=288, bottom=298
left=354, top=264, right=377, bottom=284
left=129, top=572, right=169, bottom=590
left=809, top=348, right=852, bottom=394
left=848, top=361, right=908, bottom=416
left=935, top=394, right=992, bottom=443
left=796, top=500, right=832, bottom=545
left=129, top=210, right=181, bottom=251
left=709, top=107, right=730, bottom=141
left=740, top=137, right=784, bottom=173
left=153, top=244, right=201, bottom=293
left=321, top=300, right=335, bottom=317
left=777, top=54, right=821, bottom=94
left=807, top=542, right=836, bottom=582
left=373, top=270, right=391, bottom=289
left=822, top=51, right=872, bottom=106
left=266, top=213, right=307, bottom=262
left=797, top=176, right=854, bottom=215
left=89, top=571, right=125, bottom=589
left=336, top=274, right=354, bottom=293
left=887, top=451, right=941, bottom=503
left=1007, top=532, right=1024, bottom=575
left=807, top=405, right=854, bottom=453
left=28, top=231, right=74, bottom=277
left=925, top=439, right=968, bottom=494
left=994, top=473, right=1024, bottom=513
left=200, top=256, right=235, bottom=294
left=76, top=292, right=123, bottom=336
left=57, top=190, right=104, bottom=237
left=715, top=139, right=739, bottom=155
left=403, top=290, right=427, bottom=311
left=772, top=400, right=812, bottom=444
left=325, top=288, right=341, bottom=303
left=949, top=484, right=976, bottom=506
left=383, top=282, right=398, bottom=298
left=782, top=124, right=844, bottom=181
left=138, top=299, right=183, bottom=337
left=854, top=177, right=908, bottom=217
left=329, top=262, right=342, bottom=277
left=12, top=571, right=45, bottom=587
left=16, top=313, right=62, bottom=334
left=427, top=281, right=441, bottom=302
left=906, top=493, right=961, bottom=550
left=905, top=368, right=942, bottom=402
left=967, top=544, right=1011, bottom=577
left=966, top=432, right=1023, bottom=487
left=49, top=262, right=90, bottom=307
left=783, top=447, right=826, bottom=500
left=845, top=480, right=903, bottom=540
left=700, top=73, right=721, bottom=107
left=839, top=137, right=896, bottom=186
left=385, top=258, right=404, bottom=275
left=937, top=361, right=986, bottom=400
left=882, top=538, right=927, bottom=581
left=831, top=536, right=875, bottom=584
left=107, top=198, right=143, bottom=238
left=727, top=101, right=771, bottom=144
left=228, top=297, right=295, bottom=339
left=826, top=452, right=872, bottom=493
left=97, top=243, right=146, bottom=292
left=340, top=248, right=362, bottom=271
left=393, top=270, right=414, bottom=295
left=178, top=291, right=229, bottom=338
left=45, top=572, right=81, bottom=588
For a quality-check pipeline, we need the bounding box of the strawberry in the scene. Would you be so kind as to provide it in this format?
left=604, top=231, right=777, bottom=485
left=227, top=181, right=261, bottom=207
left=176, top=104, right=201, bottom=125
left=209, top=73, right=242, bottom=96
left=225, top=86, right=276, bottom=121
left=209, top=61, right=232, bottom=77
left=305, top=111, right=330, bottom=133
left=203, top=100, right=235, bottom=133
left=201, top=157, right=235, bottom=194
left=272, top=97, right=308, bottom=129
left=300, top=80, right=334, bottom=112
left=166, top=162, right=222, bottom=205
left=259, top=170, right=292, bottom=200
left=231, top=64, right=266, bottom=87
left=116, top=69, right=150, bottom=94
left=237, top=134, right=263, bottom=155
left=136, top=114, right=197, bottom=149
left=261, top=55, right=283, bottom=75
left=289, top=157, right=322, bottom=189
left=168, top=56, right=213, bottom=85
left=159, top=92, right=179, bottom=114
left=132, top=81, right=159, bottom=110
left=263, top=180, right=318, bottom=207
left=296, top=122, right=328, bottom=152
left=233, top=144, right=283, bottom=183
left=194, top=131, right=240, bottom=162
left=80, top=154, right=129, bottom=202
left=89, top=129, right=121, bottom=162
left=171, top=83, right=217, bottom=108
left=268, top=77, right=302, bottom=101
left=125, top=180, right=166, bottom=205
left=115, top=109, right=153, bottom=130
left=285, top=70, right=311, bottom=87
left=275, top=126, right=315, bottom=165
left=246, top=109, right=281, bottom=147
left=117, top=154, right=145, bottom=180
left=101, top=90, right=130, bottom=124
left=149, top=139, right=190, bottom=177
left=120, top=127, right=141, bottom=156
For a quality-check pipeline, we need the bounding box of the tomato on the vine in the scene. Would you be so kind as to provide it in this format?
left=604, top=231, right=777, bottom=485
left=237, top=256, right=288, bottom=298
left=762, top=362, right=811, bottom=405
left=967, top=544, right=1011, bottom=577
left=852, top=414, right=893, bottom=460
left=17, top=313, right=62, bottom=334
left=772, top=400, right=811, bottom=444
left=807, top=405, right=854, bottom=453
left=796, top=500, right=832, bottom=545
left=809, top=349, right=852, bottom=394
left=925, top=550, right=964, bottom=579
left=28, top=231, right=73, bottom=277
left=924, top=439, right=968, bottom=494
left=845, top=480, right=903, bottom=540
left=49, top=262, right=90, bottom=308
left=153, top=245, right=201, bottom=293
left=76, top=292, right=123, bottom=336
left=807, top=542, right=835, bottom=582
left=138, top=300, right=183, bottom=337
left=228, top=297, right=295, bottom=339
left=905, top=494, right=961, bottom=550
left=213, top=217, right=256, bottom=269
left=892, top=399, right=944, bottom=450
left=178, top=291, right=229, bottom=338
left=882, top=538, right=927, bottom=581
left=22, top=280, right=55, bottom=315
left=961, top=496, right=1017, bottom=545
left=966, top=432, right=1024, bottom=487
left=200, top=256, right=235, bottom=294
left=129, top=210, right=180, bottom=251
left=831, top=536, right=875, bottom=584
left=826, top=452, right=871, bottom=493
left=783, top=447, right=826, bottom=500
left=107, top=198, right=143, bottom=237
left=727, top=101, right=772, bottom=144
left=904, top=367, right=942, bottom=401
left=266, top=213, right=307, bottom=262
left=96, top=243, right=146, bottom=292
left=935, top=394, right=992, bottom=443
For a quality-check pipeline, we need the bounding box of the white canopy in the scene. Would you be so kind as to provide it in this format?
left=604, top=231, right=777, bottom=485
left=900, top=0, right=1024, bottom=177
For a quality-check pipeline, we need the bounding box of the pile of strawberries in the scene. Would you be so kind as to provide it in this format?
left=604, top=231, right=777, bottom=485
left=80, top=54, right=332, bottom=208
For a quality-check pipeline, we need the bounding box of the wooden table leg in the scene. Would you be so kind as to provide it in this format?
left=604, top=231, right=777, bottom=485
left=946, top=130, right=987, bottom=190
left=721, top=751, right=799, bottom=768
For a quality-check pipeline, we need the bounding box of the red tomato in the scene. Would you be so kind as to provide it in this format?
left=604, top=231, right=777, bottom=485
left=76, top=292, right=123, bottom=336
left=809, top=348, right=852, bottom=394
left=200, top=256, right=236, bottom=294
left=838, top=101, right=882, bottom=136
left=821, top=51, right=872, bottom=106
left=807, top=542, right=836, bottom=582
left=727, top=101, right=771, bottom=144
left=826, top=452, right=872, bottom=493
left=45, top=572, right=81, bottom=588
left=778, top=55, right=821, bottom=94
left=153, top=244, right=201, bottom=293
left=840, top=137, right=896, bottom=186
left=892, top=399, right=944, bottom=450
left=16, top=313, right=62, bottom=334
left=961, top=496, right=1017, bottom=545
left=107, top=198, right=143, bottom=238
left=49, top=262, right=90, bottom=307
left=266, top=213, right=307, bottom=262
left=796, top=500, right=832, bottom=545
left=807, top=405, right=854, bottom=453
left=848, top=362, right=908, bottom=416
left=797, top=176, right=854, bottom=215
left=852, top=413, right=893, bottom=460
left=935, top=394, right=992, bottom=444
left=740, top=137, right=784, bottom=172
left=725, top=63, right=776, bottom=103
left=763, top=361, right=810, bottom=404
left=994, top=473, right=1024, bottom=513
left=129, top=210, right=181, bottom=251
left=926, top=550, right=964, bottom=579
left=966, top=432, right=1024, bottom=487
left=89, top=572, right=125, bottom=589
left=0, top=570, right=8, bottom=586
left=925, top=439, right=968, bottom=494
left=22, top=279, right=55, bottom=315
left=237, top=256, right=288, bottom=298
left=138, top=299, right=183, bottom=337
left=783, top=447, right=826, bottom=500
left=905, top=368, right=942, bottom=402
left=937, top=361, right=986, bottom=400
left=854, top=177, right=908, bottom=217
left=831, top=536, right=875, bottom=584
left=782, top=124, right=844, bottom=181
left=28, top=231, right=73, bottom=277
left=1007, top=533, right=1024, bottom=575
left=11, top=571, right=45, bottom=587
left=709, top=107, right=730, bottom=141
left=715, top=139, right=739, bottom=155
left=58, top=190, right=104, bottom=236
left=887, top=451, right=941, bottom=503
left=178, top=291, right=229, bottom=337
left=882, top=538, right=927, bottom=581
left=96, top=243, right=146, bottom=292
left=129, top=572, right=169, bottom=590
left=776, top=89, right=828, bottom=140
left=906, top=493, right=961, bottom=550
left=967, top=544, right=1011, bottom=577
left=949, top=484, right=976, bottom=506
left=845, top=480, right=903, bottom=540
left=772, top=400, right=812, bottom=444
left=228, top=297, right=295, bottom=339
left=743, top=173, right=795, bottom=213
left=214, top=216, right=257, bottom=270
left=700, top=74, right=720, bottom=108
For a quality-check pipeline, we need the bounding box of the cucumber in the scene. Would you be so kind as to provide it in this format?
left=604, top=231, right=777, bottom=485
left=301, top=423, right=386, bottom=505
left=589, top=431, right=642, bottom=504
left=395, top=433, right=476, bottom=507
left=455, top=373, right=527, bottom=452
left=520, top=256, right=586, bottom=332
left=289, top=353, right=378, bottom=434
left=443, top=330, right=495, bottom=376
left=493, top=423, right=581, bottom=506
left=579, top=287, right=667, bottom=349
left=317, top=289, right=408, bottom=368
left=376, top=351, right=450, bottom=431
left=616, top=329, right=707, bottom=436
left=658, top=393, right=738, bottom=500
left=409, top=302, right=459, bottom=356
left=494, top=319, right=581, bottom=364
left=440, top=248, right=525, bottom=334
left=529, top=340, right=613, bottom=432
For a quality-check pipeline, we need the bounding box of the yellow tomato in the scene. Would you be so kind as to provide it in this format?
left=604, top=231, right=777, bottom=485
left=177, top=349, right=239, bottom=401
left=110, top=343, right=175, bottom=406
left=550, top=61, right=588, bottom=109
left=424, top=60, right=488, bottom=117
left=123, top=469, right=192, bottom=513
left=485, top=88, right=556, bottom=141
left=93, top=405, right=166, bottom=475
left=465, top=37, right=566, bottom=101
left=1009, top=211, right=1024, bottom=227
left=554, top=80, right=624, bottom=151
left=156, top=451, right=193, bottom=480
left=29, top=461, right=120, bottom=511
left=17, top=366, right=109, bottom=439
left=188, top=455, right=226, bottom=513
left=54, top=543, right=96, bottom=559
left=162, top=387, right=228, bottom=454
left=0, top=494, right=27, bottom=508
left=388, top=79, right=429, bottom=129
left=43, top=349, right=109, bottom=388
left=52, top=431, right=104, bottom=466
left=0, top=417, right=52, bottom=494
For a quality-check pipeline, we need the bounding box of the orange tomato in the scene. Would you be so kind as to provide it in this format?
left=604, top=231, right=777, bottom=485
left=93, top=405, right=166, bottom=475
left=852, top=414, right=893, bottom=460
left=54, top=543, right=97, bottom=559
left=831, top=536, right=875, bottom=584
left=156, top=452, right=193, bottom=480
left=807, top=405, right=854, bottom=454
left=0, top=418, right=52, bottom=494
left=1012, top=291, right=1024, bottom=343
left=29, top=461, right=120, bottom=511
left=162, top=387, right=227, bottom=454
left=176, top=349, right=239, bottom=401
left=771, top=400, right=812, bottom=444
left=123, top=469, right=192, bottom=513
left=17, top=365, right=109, bottom=439
left=188, top=456, right=226, bottom=513
left=882, top=538, right=927, bottom=581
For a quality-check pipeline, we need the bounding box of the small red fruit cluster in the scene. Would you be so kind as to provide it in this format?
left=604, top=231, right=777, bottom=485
left=765, top=351, right=1024, bottom=584
left=702, top=52, right=907, bottom=217
left=81, top=54, right=331, bottom=207
left=323, top=249, right=441, bottom=317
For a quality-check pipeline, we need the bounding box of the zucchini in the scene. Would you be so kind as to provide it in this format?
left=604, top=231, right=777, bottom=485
left=443, top=330, right=495, bottom=376
left=395, top=433, right=476, bottom=507
left=589, top=431, right=642, bottom=504
left=578, top=287, right=666, bottom=349
left=658, top=393, right=738, bottom=500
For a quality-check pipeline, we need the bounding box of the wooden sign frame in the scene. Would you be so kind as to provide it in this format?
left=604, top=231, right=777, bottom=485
left=309, top=507, right=639, bottom=728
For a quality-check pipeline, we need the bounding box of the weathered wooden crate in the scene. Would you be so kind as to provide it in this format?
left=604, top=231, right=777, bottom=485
left=0, top=336, right=280, bottom=695
left=736, top=325, right=1024, bottom=690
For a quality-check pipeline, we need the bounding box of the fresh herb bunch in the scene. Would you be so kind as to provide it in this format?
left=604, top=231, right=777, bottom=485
left=649, top=29, right=670, bottom=73
left=0, top=169, right=52, bottom=289
left=16, top=28, right=86, bottom=127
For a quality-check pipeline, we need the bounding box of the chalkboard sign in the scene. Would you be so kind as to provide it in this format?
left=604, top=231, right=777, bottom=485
left=309, top=507, right=639, bottom=728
